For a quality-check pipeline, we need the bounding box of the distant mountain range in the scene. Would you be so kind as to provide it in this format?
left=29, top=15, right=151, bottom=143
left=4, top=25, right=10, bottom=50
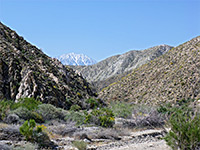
left=56, top=53, right=97, bottom=66
left=72, top=45, right=173, bottom=91
left=99, top=36, right=200, bottom=105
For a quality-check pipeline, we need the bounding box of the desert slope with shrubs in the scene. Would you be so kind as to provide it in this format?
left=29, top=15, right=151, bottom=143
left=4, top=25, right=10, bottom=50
left=72, top=44, right=173, bottom=91
left=99, top=36, right=200, bottom=104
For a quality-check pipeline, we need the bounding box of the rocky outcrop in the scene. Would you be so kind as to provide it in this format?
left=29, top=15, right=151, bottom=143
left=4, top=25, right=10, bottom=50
left=0, top=22, right=96, bottom=109
left=99, top=36, right=200, bottom=104
left=72, top=45, right=173, bottom=91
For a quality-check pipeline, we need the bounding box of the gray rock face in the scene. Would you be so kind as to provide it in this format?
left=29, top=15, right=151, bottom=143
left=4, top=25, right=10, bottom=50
left=0, top=22, right=96, bottom=109
left=72, top=45, right=173, bottom=91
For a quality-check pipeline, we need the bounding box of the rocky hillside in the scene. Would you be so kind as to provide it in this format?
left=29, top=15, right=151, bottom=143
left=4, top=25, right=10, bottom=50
left=99, top=36, right=200, bottom=104
left=57, top=52, right=97, bottom=66
left=73, top=45, right=173, bottom=91
left=0, top=22, right=96, bottom=109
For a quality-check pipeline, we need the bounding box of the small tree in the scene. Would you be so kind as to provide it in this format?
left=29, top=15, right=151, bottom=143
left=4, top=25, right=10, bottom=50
left=19, top=119, right=36, bottom=141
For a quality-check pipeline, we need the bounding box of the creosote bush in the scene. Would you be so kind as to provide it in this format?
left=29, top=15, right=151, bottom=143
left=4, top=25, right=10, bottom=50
left=162, top=99, right=200, bottom=150
left=70, top=104, right=81, bottom=111
left=11, top=97, right=42, bottom=111
left=86, top=98, right=100, bottom=109
left=73, top=141, right=87, bottom=150
left=36, top=104, right=66, bottom=120
left=0, top=99, right=13, bottom=120
left=65, top=107, right=115, bottom=127
left=85, top=107, right=115, bottom=127
left=65, top=111, right=85, bottom=126
left=110, top=102, right=133, bottom=118
left=164, top=109, right=200, bottom=150
left=1, top=98, right=68, bottom=123
left=19, top=119, right=54, bottom=148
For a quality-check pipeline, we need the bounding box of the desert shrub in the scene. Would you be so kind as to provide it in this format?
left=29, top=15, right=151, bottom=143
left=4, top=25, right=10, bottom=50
left=0, top=99, right=13, bottom=120
left=10, top=107, right=44, bottom=123
left=11, top=107, right=32, bottom=120
left=111, top=102, right=133, bottom=118
left=65, top=111, right=85, bottom=126
left=0, top=98, right=42, bottom=121
left=20, top=119, right=54, bottom=148
left=157, top=98, right=195, bottom=116
left=87, top=107, right=115, bottom=127
left=164, top=105, right=200, bottom=150
left=19, top=119, right=37, bottom=141
left=128, top=105, right=165, bottom=128
left=30, top=112, right=44, bottom=123
left=11, top=97, right=41, bottom=111
left=73, top=141, right=87, bottom=150
left=36, top=104, right=65, bottom=120
left=70, top=104, right=81, bottom=111
left=86, top=98, right=100, bottom=109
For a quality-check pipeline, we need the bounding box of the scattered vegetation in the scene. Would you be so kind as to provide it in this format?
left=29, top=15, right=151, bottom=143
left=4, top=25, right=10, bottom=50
left=110, top=102, right=133, bottom=118
left=36, top=104, right=67, bottom=120
left=161, top=99, right=200, bottom=150
left=11, top=97, right=42, bottom=111
left=19, top=119, right=54, bottom=148
left=19, top=119, right=38, bottom=141
left=65, top=111, right=85, bottom=126
left=85, top=107, right=115, bottom=127
left=70, top=104, right=81, bottom=111
left=73, top=141, right=87, bottom=150
left=86, top=98, right=100, bottom=109
left=0, top=99, right=13, bottom=120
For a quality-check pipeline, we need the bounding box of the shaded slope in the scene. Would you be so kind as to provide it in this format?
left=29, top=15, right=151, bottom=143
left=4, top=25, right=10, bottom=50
left=99, top=36, right=200, bottom=104
left=0, top=22, right=96, bottom=109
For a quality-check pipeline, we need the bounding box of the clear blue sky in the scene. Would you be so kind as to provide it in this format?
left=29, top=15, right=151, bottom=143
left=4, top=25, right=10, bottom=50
left=0, top=0, right=200, bottom=61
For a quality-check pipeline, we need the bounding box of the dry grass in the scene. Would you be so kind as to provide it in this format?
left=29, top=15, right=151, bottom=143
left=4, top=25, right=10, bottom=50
left=0, top=122, right=9, bottom=129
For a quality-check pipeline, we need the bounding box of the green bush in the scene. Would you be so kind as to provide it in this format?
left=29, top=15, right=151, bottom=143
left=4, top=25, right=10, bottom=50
left=89, top=107, right=115, bottom=127
left=65, top=111, right=85, bottom=126
left=11, top=107, right=44, bottom=123
left=157, top=99, right=195, bottom=115
left=86, top=98, right=99, bottom=108
left=0, top=99, right=13, bottom=120
left=30, top=112, right=44, bottom=123
left=11, top=97, right=42, bottom=111
left=70, top=105, right=81, bottom=111
left=164, top=104, right=200, bottom=149
left=19, top=119, right=53, bottom=148
left=11, top=107, right=32, bottom=120
left=36, top=104, right=62, bottom=120
left=0, top=98, right=41, bottom=121
left=19, top=119, right=37, bottom=141
left=111, top=102, right=133, bottom=118
left=73, top=141, right=87, bottom=150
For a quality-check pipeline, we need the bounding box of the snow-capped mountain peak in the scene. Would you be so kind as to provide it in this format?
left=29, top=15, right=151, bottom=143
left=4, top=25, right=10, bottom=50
left=57, top=53, right=97, bottom=66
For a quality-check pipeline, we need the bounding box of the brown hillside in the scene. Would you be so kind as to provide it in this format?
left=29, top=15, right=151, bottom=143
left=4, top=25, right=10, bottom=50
left=99, top=36, right=200, bottom=105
